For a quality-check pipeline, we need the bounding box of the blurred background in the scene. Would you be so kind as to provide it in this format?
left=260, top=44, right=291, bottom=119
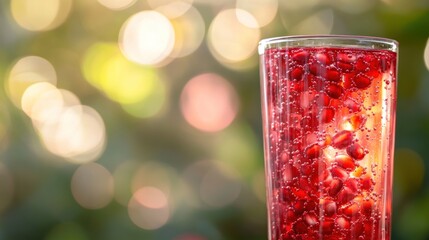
left=0, top=0, right=428, bottom=239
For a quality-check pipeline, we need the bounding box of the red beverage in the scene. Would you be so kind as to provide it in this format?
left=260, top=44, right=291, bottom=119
left=259, top=36, right=398, bottom=240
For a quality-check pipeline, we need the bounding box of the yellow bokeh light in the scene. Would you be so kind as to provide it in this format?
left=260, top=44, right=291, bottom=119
left=10, top=0, right=72, bottom=31
left=148, top=0, right=193, bottom=18
left=119, top=11, right=175, bottom=65
left=128, top=187, right=170, bottom=230
left=71, top=163, right=114, bottom=209
left=208, top=9, right=260, bottom=64
left=6, top=56, right=57, bottom=107
left=236, top=0, right=278, bottom=27
left=97, top=0, right=136, bottom=10
left=424, top=38, right=429, bottom=71
left=0, top=164, right=14, bottom=213
left=170, top=6, right=205, bottom=58
left=180, top=73, right=239, bottom=132
left=82, top=42, right=165, bottom=109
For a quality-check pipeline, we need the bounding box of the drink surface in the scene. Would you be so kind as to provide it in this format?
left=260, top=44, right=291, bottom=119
left=261, top=47, right=397, bottom=240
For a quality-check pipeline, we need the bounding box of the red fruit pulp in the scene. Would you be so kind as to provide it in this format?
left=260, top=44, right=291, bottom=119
left=262, top=47, right=396, bottom=240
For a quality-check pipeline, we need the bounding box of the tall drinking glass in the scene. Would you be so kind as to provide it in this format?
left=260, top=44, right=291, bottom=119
left=259, top=35, right=398, bottom=240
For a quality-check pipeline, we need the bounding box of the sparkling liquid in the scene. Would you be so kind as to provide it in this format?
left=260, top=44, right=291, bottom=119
left=261, top=47, right=397, bottom=240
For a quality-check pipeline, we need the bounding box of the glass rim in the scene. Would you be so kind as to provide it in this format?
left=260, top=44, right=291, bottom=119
left=258, top=35, right=398, bottom=55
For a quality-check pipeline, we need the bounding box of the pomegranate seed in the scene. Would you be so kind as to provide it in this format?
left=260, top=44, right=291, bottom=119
left=343, top=203, right=359, bottom=217
left=325, top=84, right=343, bottom=99
left=293, top=220, right=307, bottom=234
left=300, top=115, right=318, bottom=131
left=326, top=69, right=341, bottom=82
left=332, top=130, right=354, bottom=149
left=281, top=187, right=294, bottom=202
left=353, top=74, right=371, bottom=89
left=337, top=217, right=351, bottom=232
left=342, top=73, right=355, bottom=89
left=331, top=166, right=349, bottom=180
left=293, top=188, right=308, bottom=199
left=319, top=198, right=337, bottom=216
left=337, top=62, right=354, bottom=72
left=301, top=163, right=313, bottom=176
left=294, top=200, right=306, bottom=215
left=356, top=58, right=368, bottom=71
left=366, top=69, right=380, bottom=79
left=305, top=143, right=321, bottom=159
left=351, top=221, right=364, bottom=237
left=338, top=186, right=357, bottom=203
left=321, top=219, right=334, bottom=234
left=299, top=178, right=313, bottom=191
left=335, top=155, right=355, bottom=170
left=290, top=67, right=304, bottom=80
left=328, top=178, right=343, bottom=197
left=362, top=199, right=374, bottom=216
left=365, top=54, right=380, bottom=70
left=315, top=52, right=332, bottom=65
left=317, top=92, right=331, bottom=106
left=347, top=143, right=366, bottom=160
left=361, top=174, right=374, bottom=190
left=343, top=97, right=361, bottom=113
left=320, top=107, right=335, bottom=123
left=344, top=178, right=359, bottom=193
left=283, top=165, right=298, bottom=182
left=285, top=209, right=298, bottom=222
left=292, top=51, right=309, bottom=63
left=304, top=213, right=318, bottom=226
left=309, top=63, right=325, bottom=76
left=337, top=53, right=356, bottom=63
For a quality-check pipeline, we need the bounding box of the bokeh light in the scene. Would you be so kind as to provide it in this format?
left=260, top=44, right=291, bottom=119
left=71, top=163, right=114, bottom=209
left=424, top=37, right=429, bottom=71
left=97, top=0, right=136, bottom=10
left=6, top=56, right=57, bottom=107
left=10, top=0, right=72, bottom=31
left=82, top=42, right=166, bottom=118
left=236, top=0, right=278, bottom=27
left=119, top=11, right=175, bottom=65
left=180, top=73, right=239, bottom=132
left=170, top=6, right=205, bottom=58
left=148, top=0, right=193, bottom=18
left=36, top=104, right=106, bottom=164
left=0, top=164, right=14, bottom=213
left=128, top=187, right=170, bottom=230
left=207, top=9, right=260, bottom=66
